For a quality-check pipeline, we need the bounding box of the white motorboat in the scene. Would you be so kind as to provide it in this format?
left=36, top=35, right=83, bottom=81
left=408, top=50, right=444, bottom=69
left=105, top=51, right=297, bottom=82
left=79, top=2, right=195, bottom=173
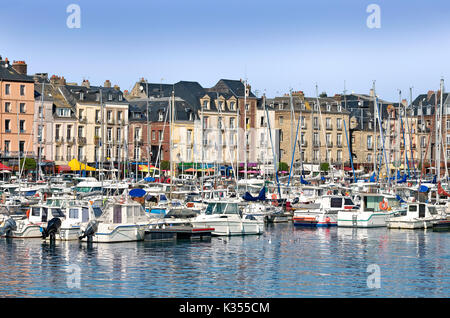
left=387, top=201, right=446, bottom=229
left=293, top=195, right=357, bottom=227
left=191, top=200, right=264, bottom=236
left=337, top=192, right=402, bottom=228
left=79, top=198, right=150, bottom=243
left=1, top=204, right=66, bottom=238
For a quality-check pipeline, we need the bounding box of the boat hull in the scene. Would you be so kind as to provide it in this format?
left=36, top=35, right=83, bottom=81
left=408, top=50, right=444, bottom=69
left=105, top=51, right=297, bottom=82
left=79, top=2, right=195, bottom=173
left=81, top=224, right=146, bottom=243
left=192, top=219, right=264, bottom=236
left=337, top=211, right=390, bottom=228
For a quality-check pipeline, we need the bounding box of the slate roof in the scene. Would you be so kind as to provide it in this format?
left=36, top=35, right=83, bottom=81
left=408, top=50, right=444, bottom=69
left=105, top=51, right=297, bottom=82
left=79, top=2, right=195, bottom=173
left=128, top=97, right=198, bottom=123
left=65, top=84, right=126, bottom=104
left=0, top=59, right=34, bottom=82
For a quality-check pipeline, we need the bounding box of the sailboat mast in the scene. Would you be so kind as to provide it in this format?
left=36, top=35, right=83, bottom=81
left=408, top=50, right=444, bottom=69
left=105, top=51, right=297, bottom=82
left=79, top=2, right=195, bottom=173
left=38, top=81, right=45, bottom=181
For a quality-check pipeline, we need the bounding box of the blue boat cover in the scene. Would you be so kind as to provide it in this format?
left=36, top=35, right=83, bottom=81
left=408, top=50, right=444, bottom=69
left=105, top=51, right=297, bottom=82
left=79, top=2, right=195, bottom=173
left=144, top=177, right=155, bottom=182
left=129, top=188, right=146, bottom=198
left=419, top=185, right=429, bottom=193
left=242, top=187, right=266, bottom=201
left=300, top=176, right=310, bottom=185
left=396, top=195, right=406, bottom=203
left=370, top=173, right=376, bottom=182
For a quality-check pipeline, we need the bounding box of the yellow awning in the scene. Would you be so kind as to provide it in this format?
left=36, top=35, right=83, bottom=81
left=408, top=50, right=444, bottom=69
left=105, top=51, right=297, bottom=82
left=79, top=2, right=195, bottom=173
left=68, top=159, right=96, bottom=171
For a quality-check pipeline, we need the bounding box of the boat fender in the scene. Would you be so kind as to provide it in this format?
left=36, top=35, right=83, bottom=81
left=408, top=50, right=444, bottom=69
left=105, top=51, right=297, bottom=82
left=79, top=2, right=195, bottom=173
left=26, top=209, right=30, bottom=219
left=325, top=217, right=331, bottom=223
left=327, top=190, right=332, bottom=195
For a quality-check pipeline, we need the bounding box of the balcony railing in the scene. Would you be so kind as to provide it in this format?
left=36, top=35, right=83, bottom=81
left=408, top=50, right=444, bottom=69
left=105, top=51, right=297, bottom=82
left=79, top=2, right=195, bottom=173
left=79, top=117, right=87, bottom=124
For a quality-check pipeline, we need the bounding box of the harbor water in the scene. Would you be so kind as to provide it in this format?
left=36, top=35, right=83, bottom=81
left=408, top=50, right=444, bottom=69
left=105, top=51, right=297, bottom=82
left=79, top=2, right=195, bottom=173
left=0, top=223, right=449, bottom=297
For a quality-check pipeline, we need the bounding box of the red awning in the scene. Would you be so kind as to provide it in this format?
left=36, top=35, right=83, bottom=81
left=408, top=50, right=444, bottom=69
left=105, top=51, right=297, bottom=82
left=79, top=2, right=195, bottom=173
left=0, top=163, right=12, bottom=171
left=344, top=167, right=353, bottom=171
left=56, top=165, right=72, bottom=173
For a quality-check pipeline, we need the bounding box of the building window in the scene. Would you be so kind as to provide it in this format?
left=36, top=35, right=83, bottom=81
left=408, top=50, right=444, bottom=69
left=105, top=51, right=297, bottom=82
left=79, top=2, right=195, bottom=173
left=279, top=116, right=284, bottom=125
left=95, top=110, right=100, bottom=122
left=134, top=127, right=141, bottom=140
left=20, top=85, right=25, bottom=96
left=367, top=135, right=373, bottom=150
left=158, top=130, right=163, bottom=142
left=57, top=108, right=71, bottom=117
left=229, top=117, right=235, bottom=129
left=337, top=134, right=342, bottom=147
left=78, top=126, right=84, bottom=138
left=326, top=133, right=332, bottom=147
left=313, top=150, right=319, bottom=161
left=203, top=116, right=208, bottom=129
left=118, top=111, right=122, bottom=122
left=326, top=118, right=332, bottom=129
left=19, top=120, right=25, bottom=133
left=107, top=110, right=112, bottom=122
left=4, top=102, right=11, bottom=113
left=203, top=100, right=209, bottom=110
left=19, top=103, right=26, bottom=113
left=67, top=125, right=72, bottom=140
left=313, top=132, right=319, bottom=146
left=337, top=150, right=342, bottom=162
left=229, top=101, right=235, bottom=111
left=95, top=126, right=100, bottom=138
left=152, top=130, right=156, bottom=140
left=116, top=127, right=121, bottom=142
left=5, top=84, right=10, bottom=95
left=4, top=120, right=10, bottom=132
left=19, top=141, right=25, bottom=154
left=107, top=127, right=112, bottom=142
left=336, top=118, right=342, bottom=130
left=367, top=154, right=372, bottom=163
left=158, top=110, right=164, bottom=121
left=4, top=141, right=10, bottom=154
left=313, top=117, right=319, bottom=129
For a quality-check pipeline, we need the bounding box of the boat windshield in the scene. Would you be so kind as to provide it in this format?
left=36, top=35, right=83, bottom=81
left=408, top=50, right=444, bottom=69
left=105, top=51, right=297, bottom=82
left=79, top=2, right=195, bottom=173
left=51, top=208, right=65, bottom=218
left=205, top=202, right=239, bottom=215
left=363, top=195, right=385, bottom=212
left=74, top=187, right=91, bottom=193
left=93, top=207, right=103, bottom=218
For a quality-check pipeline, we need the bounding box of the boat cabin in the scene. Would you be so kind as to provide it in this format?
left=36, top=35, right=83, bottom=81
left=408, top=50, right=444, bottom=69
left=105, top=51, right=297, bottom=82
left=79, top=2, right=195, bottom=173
left=205, top=202, right=240, bottom=215
left=105, top=202, right=148, bottom=224
left=29, top=206, right=65, bottom=223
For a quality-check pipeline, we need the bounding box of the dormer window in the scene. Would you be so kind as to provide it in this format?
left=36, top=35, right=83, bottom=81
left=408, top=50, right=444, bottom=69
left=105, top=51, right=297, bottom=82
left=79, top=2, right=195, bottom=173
left=337, top=104, right=342, bottom=112
left=80, top=92, right=84, bottom=100
left=158, top=110, right=164, bottom=121
left=202, top=100, right=209, bottom=110
left=118, top=95, right=123, bottom=101
left=108, top=93, right=113, bottom=101
left=218, top=100, right=224, bottom=111
left=326, top=104, right=331, bottom=112
left=229, top=101, right=235, bottom=111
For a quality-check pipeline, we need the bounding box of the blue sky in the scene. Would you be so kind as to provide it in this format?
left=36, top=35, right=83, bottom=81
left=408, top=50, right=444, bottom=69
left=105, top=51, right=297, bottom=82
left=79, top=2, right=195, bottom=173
left=1, top=0, right=450, bottom=101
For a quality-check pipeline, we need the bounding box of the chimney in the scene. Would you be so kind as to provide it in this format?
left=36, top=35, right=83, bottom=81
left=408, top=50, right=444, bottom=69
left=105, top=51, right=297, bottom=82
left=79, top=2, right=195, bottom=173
left=12, top=60, right=27, bottom=75
left=369, top=89, right=374, bottom=97
left=427, top=90, right=434, bottom=101
left=81, top=79, right=90, bottom=88
left=33, top=73, right=49, bottom=83
left=113, top=84, right=120, bottom=91
left=49, top=75, right=66, bottom=86
left=104, top=80, right=111, bottom=88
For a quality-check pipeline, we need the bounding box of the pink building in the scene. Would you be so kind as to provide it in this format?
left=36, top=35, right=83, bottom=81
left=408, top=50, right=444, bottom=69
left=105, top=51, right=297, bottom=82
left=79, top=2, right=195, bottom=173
left=0, top=57, right=35, bottom=169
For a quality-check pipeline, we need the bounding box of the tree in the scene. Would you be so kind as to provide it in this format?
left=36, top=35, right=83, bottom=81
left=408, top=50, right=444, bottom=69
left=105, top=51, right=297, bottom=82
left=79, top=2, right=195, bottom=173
left=320, top=162, right=330, bottom=172
left=20, top=158, right=37, bottom=171
left=278, top=162, right=289, bottom=172
left=160, top=160, right=170, bottom=171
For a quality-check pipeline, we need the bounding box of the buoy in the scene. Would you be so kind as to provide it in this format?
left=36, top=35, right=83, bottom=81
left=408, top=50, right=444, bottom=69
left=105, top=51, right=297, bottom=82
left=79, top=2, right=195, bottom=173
left=26, top=209, right=30, bottom=218
left=379, top=199, right=388, bottom=211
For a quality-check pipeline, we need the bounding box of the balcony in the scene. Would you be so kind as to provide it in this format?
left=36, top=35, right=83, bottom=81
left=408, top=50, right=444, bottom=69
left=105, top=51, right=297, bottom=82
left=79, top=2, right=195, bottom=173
left=55, top=137, right=64, bottom=145
left=336, top=143, right=343, bottom=148
left=67, top=137, right=75, bottom=145
left=55, top=155, right=63, bottom=161
left=313, top=142, right=320, bottom=148
left=326, top=142, right=333, bottom=148
left=79, top=117, right=87, bottom=124
left=301, top=141, right=308, bottom=147
left=326, top=125, right=333, bottom=131
left=336, top=126, right=342, bottom=131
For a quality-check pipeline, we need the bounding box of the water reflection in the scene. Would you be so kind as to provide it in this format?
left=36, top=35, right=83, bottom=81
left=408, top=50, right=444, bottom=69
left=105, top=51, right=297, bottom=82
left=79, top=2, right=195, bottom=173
left=0, top=225, right=448, bottom=297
